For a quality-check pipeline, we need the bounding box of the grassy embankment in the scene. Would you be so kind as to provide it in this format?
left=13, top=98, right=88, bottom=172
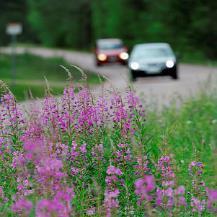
left=146, top=90, right=217, bottom=187
left=0, top=53, right=102, bottom=101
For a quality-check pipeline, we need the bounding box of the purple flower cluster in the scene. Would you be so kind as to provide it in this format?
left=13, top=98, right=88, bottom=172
left=91, top=143, right=104, bottom=169
left=126, top=91, right=145, bottom=119
left=0, top=93, right=25, bottom=131
left=11, top=135, right=74, bottom=216
left=207, top=188, right=217, bottom=212
left=104, top=165, right=122, bottom=217
left=134, top=155, right=149, bottom=177
left=113, top=143, right=131, bottom=166
left=12, top=198, right=33, bottom=216
left=1, top=87, right=217, bottom=216
left=156, top=156, right=187, bottom=209
left=189, top=161, right=207, bottom=213
left=134, top=175, right=155, bottom=204
left=70, top=141, right=87, bottom=178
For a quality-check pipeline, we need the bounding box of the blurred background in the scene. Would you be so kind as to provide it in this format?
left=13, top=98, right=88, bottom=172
left=1, top=0, right=217, bottom=60
left=1, top=0, right=217, bottom=102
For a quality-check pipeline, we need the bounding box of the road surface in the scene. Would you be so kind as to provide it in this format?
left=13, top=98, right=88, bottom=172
left=1, top=46, right=216, bottom=109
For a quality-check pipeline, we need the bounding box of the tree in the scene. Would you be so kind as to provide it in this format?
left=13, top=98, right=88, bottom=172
left=0, top=0, right=34, bottom=46
left=28, top=0, right=92, bottom=48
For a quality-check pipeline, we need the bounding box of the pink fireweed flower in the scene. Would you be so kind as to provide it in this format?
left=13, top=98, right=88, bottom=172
left=157, top=156, right=175, bottom=188
left=174, top=186, right=187, bottom=207
left=23, top=138, right=49, bottom=163
left=75, top=88, right=101, bottom=131
left=36, top=157, right=66, bottom=192
left=54, top=188, right=75, bottom=203
left=12, top=198, right=33, bottom=216
left=109, top=93, right=132, bottom=135
left=189, top=161, right=204, bottom=176
left=189, top=161, right=207, bottom=212
left=69, top=141, right=87, bottom=180
left=36, top=199, right=65, bottom=217
left=0, top=93, right=25, bottom=147
left=91, top=144, right=105, bottom=176
left=55, top=143, right=69, bottom=159
left=110, top=94, right=127, bottom=122
left=71, top=167, right=80, bottom=176
left=206, top=188, right=217, bottom=212
left=106, top=165, right=122, bottom=176
left=125, top=91, right=145, bottom=118
left=134, top=156, right=149, bottom=176
left=95, top=96, right=109, bottom=125
left=16, top=178, right=33, bottom=197
left=104, top=165, right=122, bottom=217
left=0, top=186, right=4, bottom=198
left=113, top=144, right=131, bottom=165
left=104, top=189, right=120, bottom=217
left=157, top=156, right=176, bottom=209
left=0, top=93, right=25, bottom=127
left=135, top=175, right=155, bottom=205
left=92, top=144, right=104, bottom=161
left=36, top=158, right=65, bottom=179
left=42, top=96, right=59, bottom=125
left=12, top=151, right=26, bottom=168
left=191, top=196, right=206, bottom=213
left=0, top=138, right=4, bottom=158
left=156, top=188, right=174, bottom=208
left=53, top=188, right=75, bottom=215
left=86, top=207, right=96, bottom=216
left=80, top=143, right=87, bottom=154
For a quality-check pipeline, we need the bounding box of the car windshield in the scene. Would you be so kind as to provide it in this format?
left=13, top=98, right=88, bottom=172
left=98, top=41, right=123, bottom=50
left=133, top=47, right=173, bottom=59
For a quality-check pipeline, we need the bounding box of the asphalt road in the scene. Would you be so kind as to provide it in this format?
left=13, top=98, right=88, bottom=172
left=1, top=46, right=217, bottom=108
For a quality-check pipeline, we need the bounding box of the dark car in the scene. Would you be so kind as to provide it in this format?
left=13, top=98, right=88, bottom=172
left=95, top=38, right=129, bottom=66
left=128, top=43, right=178, bottom=81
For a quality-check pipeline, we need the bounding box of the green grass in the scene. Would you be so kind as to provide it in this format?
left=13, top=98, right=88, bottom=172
left=0, top=53, right=102, bottom=101
left=143, top=90, right=217, bottom=189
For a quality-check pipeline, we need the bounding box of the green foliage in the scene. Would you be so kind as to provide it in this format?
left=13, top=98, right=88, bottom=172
left=0, top=0, right=37, bottom=46
left=27, top=0, right=92, bottom=48
left=145, top=91, right=217, bottom=188
left=1, top=0, right=217, bottom=58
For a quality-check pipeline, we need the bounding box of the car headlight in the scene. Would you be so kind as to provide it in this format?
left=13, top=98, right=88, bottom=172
left=97, top=53, right=107, bottom=61
left=166, top=60, right=175, bottom=68
left=130, top=62, right=139, bottom=70
left=119, top=52, right=129, bottom=60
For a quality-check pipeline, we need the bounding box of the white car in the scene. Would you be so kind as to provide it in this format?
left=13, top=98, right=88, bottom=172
left=128, top=43, right=178, bottom=81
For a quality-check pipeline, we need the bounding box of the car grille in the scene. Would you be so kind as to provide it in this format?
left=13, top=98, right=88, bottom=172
left=108, top=56, right=118, bottom=62
left=147, top=63, right=164, bottom=67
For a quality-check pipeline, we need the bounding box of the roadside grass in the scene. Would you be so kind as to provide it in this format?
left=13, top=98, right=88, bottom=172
left=0, top=53, right=102, bottom=101
left=144, top=90, right=217, bottom=188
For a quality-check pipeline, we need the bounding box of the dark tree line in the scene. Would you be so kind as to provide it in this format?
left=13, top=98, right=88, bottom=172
left=0, top=0, right=37, bottom=44
left=1, top=0, right=217, bottom=58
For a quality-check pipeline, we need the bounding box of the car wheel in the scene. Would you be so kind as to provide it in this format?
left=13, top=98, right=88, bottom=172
left=131, top=70, right=137, bottom=82
left=121, top=61, right=127, bottom=66
left=96, top=61, right=101, bottom=67
left=171, top=70, right=178, bottom=80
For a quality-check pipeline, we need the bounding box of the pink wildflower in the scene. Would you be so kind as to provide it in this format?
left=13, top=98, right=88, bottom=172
left=135, top=175, right=155, bottom=204
left=12, top=198, right=32, bottom=216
